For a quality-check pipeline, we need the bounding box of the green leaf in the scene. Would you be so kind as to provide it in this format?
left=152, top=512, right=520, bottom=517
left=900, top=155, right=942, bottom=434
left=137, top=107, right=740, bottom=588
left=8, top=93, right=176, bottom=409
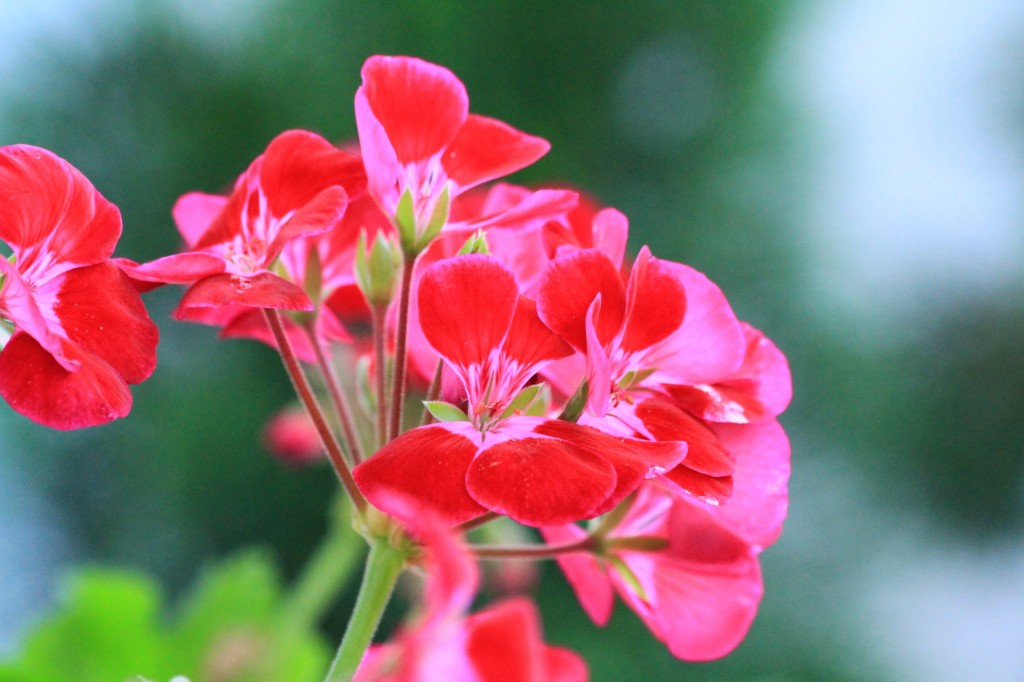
left=499, top=383, right=545, bottom=420
left=423, top=400, right=470, bottom=423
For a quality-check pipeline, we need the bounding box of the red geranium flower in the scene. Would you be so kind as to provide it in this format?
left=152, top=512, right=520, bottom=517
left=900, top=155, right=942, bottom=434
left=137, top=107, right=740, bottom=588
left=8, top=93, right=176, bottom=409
left=0, top=145, right=158, bottom=429
left=121, top=130, right=364, bottom=329
left=354, top=255, right=684, bottom=527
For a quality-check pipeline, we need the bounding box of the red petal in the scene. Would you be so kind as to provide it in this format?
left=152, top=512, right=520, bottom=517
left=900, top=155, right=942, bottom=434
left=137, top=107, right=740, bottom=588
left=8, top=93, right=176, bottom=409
left=259, top=130, right=364, bottom=219
left=353, top=425, right=487, bottom=526
left=465, top=599, right=545, bottom=682
left=534, top=419, right=686, bottom=517
left=360, top=56, right=468, bottom=164
left=501, top=296, right=572, bottom=369
left=266, top=186, right=349, bottom=262
left=543, top=647, right=589, bottom=682
left=172, top=192, right=227, bottom=248
left=219, top=308, right=317, bottom=363
left=115, top=252, right=225, bottom=285
left=53, top=262, right=158, bottom=384
left=662, top=468, right=734, bottom=506
left=620, top=247, right=687, bottom=353
left=175, top=272, right=312, bottom=313
left=417, top=255, right=517, bottom=368
left=467, top=431, right=616, bottom=526
left=443, top=114, right=550, bottom=194
left=0, top=332, right=131, bottom=429
left=0, top=145, right=121, bottom=271
left=634, top=399, right=734, bottom=476
left=537, top=249, right=626, bottom=351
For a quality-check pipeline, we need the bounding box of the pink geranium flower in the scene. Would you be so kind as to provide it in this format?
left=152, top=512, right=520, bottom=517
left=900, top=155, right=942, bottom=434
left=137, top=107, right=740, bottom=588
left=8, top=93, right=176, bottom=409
left=354, top=254, right=685, bottom=527
left=0, top=145, right=158, bottom=429
left=543, top=484, right=763, bottom=662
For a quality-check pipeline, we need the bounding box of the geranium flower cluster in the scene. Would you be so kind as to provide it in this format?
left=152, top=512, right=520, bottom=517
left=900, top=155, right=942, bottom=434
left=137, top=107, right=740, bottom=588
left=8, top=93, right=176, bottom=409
left=2, top=55, right=790, bottom=680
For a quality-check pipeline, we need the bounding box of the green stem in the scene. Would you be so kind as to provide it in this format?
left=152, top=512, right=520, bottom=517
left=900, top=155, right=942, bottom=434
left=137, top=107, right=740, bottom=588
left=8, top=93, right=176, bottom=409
left=324, top=538, right=406, bottom=682
left=281, top=502, right=366, bottom=632
left=264, top=308, right=366, bottom=512
left=387, top=254, right=416, bottom=441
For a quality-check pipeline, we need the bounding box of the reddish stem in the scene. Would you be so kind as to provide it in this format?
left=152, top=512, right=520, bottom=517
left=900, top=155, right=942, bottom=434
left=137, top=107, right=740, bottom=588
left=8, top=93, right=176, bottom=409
left=371, top=302, right=389, bottom=449
left=420, top=359, right=444, bottom=426
left=307, top=321, right=365, bottom=465
left=387, top=254, right=416, bottom=441
left=264, top=308, right=366, bottom=512
left=471, top=536, right=595, bottom=560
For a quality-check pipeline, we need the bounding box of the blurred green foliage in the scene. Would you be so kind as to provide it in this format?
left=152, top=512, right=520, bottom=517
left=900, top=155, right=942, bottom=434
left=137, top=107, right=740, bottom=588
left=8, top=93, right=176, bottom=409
left=0, top=552, right=326, bottom=682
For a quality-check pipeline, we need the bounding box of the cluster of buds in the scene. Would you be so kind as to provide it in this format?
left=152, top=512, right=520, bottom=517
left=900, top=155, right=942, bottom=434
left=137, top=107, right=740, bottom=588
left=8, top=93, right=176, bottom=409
left=0, top=55, right=790, bottom=680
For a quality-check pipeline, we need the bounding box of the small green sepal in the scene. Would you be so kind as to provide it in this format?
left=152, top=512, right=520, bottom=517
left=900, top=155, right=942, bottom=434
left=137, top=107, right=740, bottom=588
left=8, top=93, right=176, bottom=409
left=423, top=400, right=470, bottom=423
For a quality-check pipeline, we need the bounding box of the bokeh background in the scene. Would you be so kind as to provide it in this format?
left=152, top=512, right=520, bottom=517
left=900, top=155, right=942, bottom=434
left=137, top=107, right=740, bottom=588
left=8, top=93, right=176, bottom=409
left=2, top=1, right=1023, bottom=680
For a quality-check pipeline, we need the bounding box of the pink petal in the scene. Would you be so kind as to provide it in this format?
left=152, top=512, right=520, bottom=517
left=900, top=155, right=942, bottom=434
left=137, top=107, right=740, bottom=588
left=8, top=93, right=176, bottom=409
left=175, top=272, right=313, bottom=313
left=353, top=425, right=488, bottom=526
left=590, top=208, right=628, bottom=268
left=354, top=89, right=402, bottom=214
left=0, top=332, right=131, bottom=429
left=542, top=523, right=614, bottom=626
left=584, top=296, right=612, bottom=416
left=417, top=255, right=518, bottom=368
left=0, top=145, right=120, bottom=273
left=466, top=432, right=617, bottom=526
left=644, top=263, right=745, bottom=383
left=537, top=249, right=626, bottom=351
left=620, top=247, right=687, bottom=354
left=360, top=56, right=468, bottom=165
left=372, top=490, right=478, bottom=622
left=709, top=421, right=790, bottom=548
left=443, top=114, right=550, bottom=194
left=0, top=256, right=75, bottom=371
left=733, top=323, right=792, bottom=417
left=52, top=262, right=158, bottom=384
left=632, top=507, right=763, bottom=661
left=172, top=192, right=228, bottom=248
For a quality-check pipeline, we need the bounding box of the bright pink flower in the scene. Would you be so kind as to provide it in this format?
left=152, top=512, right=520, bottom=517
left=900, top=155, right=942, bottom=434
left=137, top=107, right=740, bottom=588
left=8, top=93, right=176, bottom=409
left=536, top=246, right=744, bottom=503
left=543, top=484, right=762, bottom=662
left=354, top=255, right=685, bottom=527
left=121, top=130, right=364, bottom=321
left=0, top=145, right=158, bottom=429
left=356, top=56, right=551, bottom=234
